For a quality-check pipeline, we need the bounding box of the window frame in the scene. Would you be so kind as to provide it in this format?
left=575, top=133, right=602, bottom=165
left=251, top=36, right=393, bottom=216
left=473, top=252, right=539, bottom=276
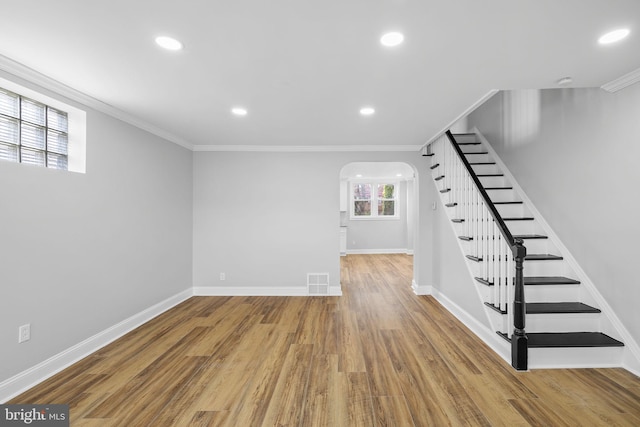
left=349, top=180, right=400, bottom=220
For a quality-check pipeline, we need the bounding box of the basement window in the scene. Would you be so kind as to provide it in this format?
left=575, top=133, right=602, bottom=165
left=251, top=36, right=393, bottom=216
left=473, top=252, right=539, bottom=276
left=0, top=78, right=86, bottom=173
left=350, top=181, right=398, bottom=220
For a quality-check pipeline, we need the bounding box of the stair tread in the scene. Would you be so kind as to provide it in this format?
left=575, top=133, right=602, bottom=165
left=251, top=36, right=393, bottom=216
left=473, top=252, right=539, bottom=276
left=497, top=332, right=624, bottom=348
left=440, top=188, right=451, bottom=193
left=526, top=302, right=601, bottom=314
left=513, top=234, right=548, bottom=239
left=485, top=186, right=513, bottom=190
left=494, top=201, right=524, bottom=205
left=477, top=173, right=504, bottom=177
left=470, top=162, right=496, bottom=165
left=524, top=276, right=581, bottom=285
left=430, top=163, right=440, bottom=170
left=452, top=218, right=465, bottom=223
left=525, top=254, right=563, bottom=261
left=423, top=153, right=435, bottom=157
left=475, top=277, right=492, bottom=286
left=445, top=202, right=457, bottom=207
left=434, top=175, right=445, bottom=181
left=463, top=151, right=489, bottom=155
left=466, top=255, right=482, bottom=262
left=458, top=236, right=473, bottom=241
left=528, top=332, right=624, bottom=348
left=503, top=217, right=534, bottom=221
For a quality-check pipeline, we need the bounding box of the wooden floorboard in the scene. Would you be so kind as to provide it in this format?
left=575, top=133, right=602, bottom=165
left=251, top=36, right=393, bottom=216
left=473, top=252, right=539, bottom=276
left=9, top=254, right=640, bottom=426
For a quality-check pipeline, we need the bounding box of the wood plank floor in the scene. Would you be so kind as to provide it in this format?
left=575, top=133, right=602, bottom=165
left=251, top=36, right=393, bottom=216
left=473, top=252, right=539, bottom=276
left=10, top=254, right=640, bottom=426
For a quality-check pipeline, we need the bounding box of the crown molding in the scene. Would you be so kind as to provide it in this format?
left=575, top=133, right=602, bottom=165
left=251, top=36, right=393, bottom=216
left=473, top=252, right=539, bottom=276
left=193, top=144, right=422, bottom=152
left=601, top=67, right=640, bottom=93
left=0, top=53, right=194, bottom=150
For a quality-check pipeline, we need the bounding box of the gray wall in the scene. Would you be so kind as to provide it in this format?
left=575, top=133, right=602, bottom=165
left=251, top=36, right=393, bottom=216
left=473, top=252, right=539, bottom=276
left=467, top=85, right=640, bottom=347
left=0, top=72, right=193, bottom=382
left=346, top=180, right=410, bottom=252
left=192, top=151, right=435, bottom=291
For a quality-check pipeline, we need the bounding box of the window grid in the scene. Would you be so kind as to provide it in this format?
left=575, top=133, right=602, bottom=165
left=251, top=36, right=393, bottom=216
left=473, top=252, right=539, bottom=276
left=0, top=87, right=68, bottom=170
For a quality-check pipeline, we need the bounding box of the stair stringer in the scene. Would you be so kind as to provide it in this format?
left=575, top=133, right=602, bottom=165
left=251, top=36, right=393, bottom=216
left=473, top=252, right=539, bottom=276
left=473, top=126, right=640, bottom=375
left=428, top=165, right=512, bottom=366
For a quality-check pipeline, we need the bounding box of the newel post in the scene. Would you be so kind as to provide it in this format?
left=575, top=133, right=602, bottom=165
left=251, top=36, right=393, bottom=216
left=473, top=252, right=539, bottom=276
left=512, top=238, right=528, bottom=370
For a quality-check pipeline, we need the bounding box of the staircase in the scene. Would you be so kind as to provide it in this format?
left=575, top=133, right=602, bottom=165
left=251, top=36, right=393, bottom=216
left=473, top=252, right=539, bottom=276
left=425, top=131, right=624, bottom=370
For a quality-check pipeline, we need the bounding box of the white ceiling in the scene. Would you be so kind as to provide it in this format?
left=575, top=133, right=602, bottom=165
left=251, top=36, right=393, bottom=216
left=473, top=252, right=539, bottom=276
left=1, top=1, right=639, bottom=150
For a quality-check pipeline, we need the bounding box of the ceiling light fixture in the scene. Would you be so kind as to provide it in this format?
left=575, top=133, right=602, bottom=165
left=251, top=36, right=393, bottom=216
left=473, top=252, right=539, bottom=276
left=360, top=107, right=375, bottom=116
left=598, top=28, right=630, bottom=44
left=155, top=36, right=183, bottom=51
left=380, top=32, right=404, bottom=47
left=557, top=76, right=573, bottom=86
left=231, top=107, right=248, bottom=116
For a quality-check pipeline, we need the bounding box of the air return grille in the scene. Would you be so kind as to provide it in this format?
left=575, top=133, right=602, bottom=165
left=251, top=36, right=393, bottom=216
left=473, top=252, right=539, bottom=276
left=307, top=273, right=329, bottom=295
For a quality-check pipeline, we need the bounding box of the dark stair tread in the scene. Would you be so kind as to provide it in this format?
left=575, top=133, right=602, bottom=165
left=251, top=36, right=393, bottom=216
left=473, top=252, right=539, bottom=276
left=445, top=202, right=457, bottom=207
left=485, top=302, right=600, bottom=316
left=513, top=234, right=548, bottom=239
left=457, top=142, right=482, bottom=145
left=485, top=186, right=513, bottom=190
left=526, top=302, right=601, bottom=314
left=463, top=151, right=489, bottom=155
left=452, top=218, right=465, bottom=223
left=422, top=153, right=435, bottom=157
left=469, top=162, right=496, bottom=165
left=485, top=302, right=506, bottom=314
left=494, top=201, right=523, bottom=205
left=475, top=277, right=493, bottom=286
left=466, top=255, right=482, bottom=262
left=525, top=254, right=563, bottom=261
left=524, top=276, right=581, bottom=285
left=528, top=332, right=624, bottom=348
left=503, top=217, right=534, bottom=221
left=497, top=332, right=624, bottom=348
left=477, top=173, right=504, bottom=177
left=458, top=236, right=473, bottom=241
left=434, top=175, right=445, bottom=181
left=440, top=188, right=451, bottom=193
left=430, top=163, right=440, bottom=170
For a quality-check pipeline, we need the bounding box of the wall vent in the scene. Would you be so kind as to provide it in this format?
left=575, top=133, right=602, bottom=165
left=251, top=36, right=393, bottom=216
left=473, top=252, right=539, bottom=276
left=307, top=273, right=330, bottom=295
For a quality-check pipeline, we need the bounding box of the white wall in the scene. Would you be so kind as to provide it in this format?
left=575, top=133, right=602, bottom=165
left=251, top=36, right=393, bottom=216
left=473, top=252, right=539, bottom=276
left=192, top=151, right=435, bottom=293
left=346, top=180, right=410, bottom=253
left=467, top=85, right=640, bottom=348
left=0, top=71, right=193, bottom=383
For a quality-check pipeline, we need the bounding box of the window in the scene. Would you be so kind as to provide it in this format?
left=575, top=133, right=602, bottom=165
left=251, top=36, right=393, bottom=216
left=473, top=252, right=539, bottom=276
left=350, top=181, right=398, bottom=219
left=0, top=87, right=69, bottom=170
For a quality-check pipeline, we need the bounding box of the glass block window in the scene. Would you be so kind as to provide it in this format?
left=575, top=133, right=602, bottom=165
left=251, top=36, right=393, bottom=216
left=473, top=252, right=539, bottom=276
left=0, top=87, right=69, bottom=170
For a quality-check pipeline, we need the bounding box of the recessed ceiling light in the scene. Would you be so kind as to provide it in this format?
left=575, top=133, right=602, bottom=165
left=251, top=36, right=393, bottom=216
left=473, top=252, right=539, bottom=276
left=598, top=28, right=630, bottom=45
left=380, top=32, right=404, bottom=47
left=557, top=76, right=573, bottom=86
left=396, top=173, right=403, bottom=177
left=231, top=107, right=248, bottom=116
left=356, top=174, right=363, bottom=178
left=155, top=36, right=183, bottom=51
left=360, top=107, right=375, bottom=116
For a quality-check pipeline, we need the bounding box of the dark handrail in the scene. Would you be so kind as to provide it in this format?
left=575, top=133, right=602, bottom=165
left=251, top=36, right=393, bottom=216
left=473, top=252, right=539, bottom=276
left=443, top=130, right=528, bottom=370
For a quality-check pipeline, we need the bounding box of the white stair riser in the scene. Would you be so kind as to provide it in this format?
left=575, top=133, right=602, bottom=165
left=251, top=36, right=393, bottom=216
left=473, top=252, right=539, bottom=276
left=529, top=346, right=624, bottom=369
left=484, top=188, right=518, bottom=202
left=471, top=164, right=501, bottom=175
left=453, top=134, right=480, bottom=144
left=522, top=260, right=571, bottom=277
left=477, top=175, right=508, bottom=188
left=526, top=285, right=581, bottom=302
left=464, top=153, right=492, bottom=163
left=526, top=313, right=602, bottom=333
left=493, top=203, right=530, bottom=217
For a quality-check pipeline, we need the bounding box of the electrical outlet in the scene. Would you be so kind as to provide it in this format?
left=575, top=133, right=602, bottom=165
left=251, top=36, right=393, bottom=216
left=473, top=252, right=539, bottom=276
left=19, top=324, right=30, bottom=343
left=220, top=272, right=226, bottom=281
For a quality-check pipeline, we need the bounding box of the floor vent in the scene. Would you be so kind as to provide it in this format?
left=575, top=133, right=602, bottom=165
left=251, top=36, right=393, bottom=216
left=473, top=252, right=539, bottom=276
left=307, top=273, right=330, bottom=295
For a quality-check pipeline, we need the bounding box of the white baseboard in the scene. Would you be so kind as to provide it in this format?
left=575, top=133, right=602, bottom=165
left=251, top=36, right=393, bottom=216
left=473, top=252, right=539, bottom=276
left=430, top=288, right=511, bottom=366
left=411, top=279, right=432, bottom=295
left=330, top=285, right=343, bottom=296
left=0, top=288, right=193, bottom=403
left=346, top=248, right=412, bottom=255
left=194, top=286, right=308, bottom=296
